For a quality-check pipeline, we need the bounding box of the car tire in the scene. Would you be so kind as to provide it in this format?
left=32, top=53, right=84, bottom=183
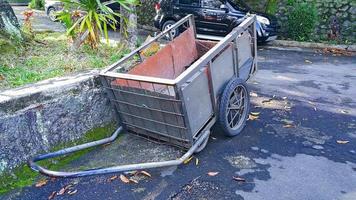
left=219, top=78, right=250, bottom=136
left=162, top=20, right=179, bottom=39
left=47, top=7, right=57, bottom=22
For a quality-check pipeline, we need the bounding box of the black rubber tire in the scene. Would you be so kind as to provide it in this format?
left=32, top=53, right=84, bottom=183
left=219, top=78, right=250, bottom=136
left=161, top=20, right=179, bottom=39
left=47, top=7, right=57, bottom=22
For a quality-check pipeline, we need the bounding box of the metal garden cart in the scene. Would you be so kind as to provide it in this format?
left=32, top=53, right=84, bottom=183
left=28, top=14, right=258, bottom=177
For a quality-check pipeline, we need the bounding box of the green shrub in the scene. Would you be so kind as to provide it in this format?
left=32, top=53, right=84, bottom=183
left=28, top=0, right=44, bottom=10
left=286, top=1, right=318, bottom=41
left=265, top=0, right=278, bottom=15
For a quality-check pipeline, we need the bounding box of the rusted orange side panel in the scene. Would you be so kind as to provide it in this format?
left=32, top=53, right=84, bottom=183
left=113, top=27, right=213, bottom=91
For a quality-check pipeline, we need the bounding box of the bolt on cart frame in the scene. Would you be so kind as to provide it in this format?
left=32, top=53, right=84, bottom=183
left=28, top=14, right=257, bottom=178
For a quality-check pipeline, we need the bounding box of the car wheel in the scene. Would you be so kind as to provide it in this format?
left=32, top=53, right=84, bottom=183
left=162, top=20, right=179, bottom=39
left=47, top=7, right=57, bottom=22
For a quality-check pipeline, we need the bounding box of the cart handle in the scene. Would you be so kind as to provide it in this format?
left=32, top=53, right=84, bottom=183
left=28, top=127, right=210, bottom=178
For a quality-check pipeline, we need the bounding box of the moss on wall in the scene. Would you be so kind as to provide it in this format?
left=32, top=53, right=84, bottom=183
left=0, top=122, right=117, bottom=195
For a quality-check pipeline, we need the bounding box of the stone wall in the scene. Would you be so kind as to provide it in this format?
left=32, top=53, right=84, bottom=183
left=245, top=0, right=356, bottom=43
left=0, top=71, right=117, bottom=173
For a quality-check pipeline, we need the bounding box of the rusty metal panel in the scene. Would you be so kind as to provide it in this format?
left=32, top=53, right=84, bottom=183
left=181, top=68, right=214, bottom=137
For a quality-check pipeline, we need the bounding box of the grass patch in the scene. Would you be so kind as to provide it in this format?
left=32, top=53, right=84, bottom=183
left=0, top=32, right=128, bottom=90
left=0, top=123, right=117, bottom=195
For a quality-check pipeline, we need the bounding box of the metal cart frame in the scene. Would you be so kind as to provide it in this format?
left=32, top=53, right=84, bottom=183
left=28, top=14, right=257, bottom=178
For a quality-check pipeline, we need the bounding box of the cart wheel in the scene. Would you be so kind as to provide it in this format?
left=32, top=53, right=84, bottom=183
left=219, top=78, right=250, bottom=136
left=194, top=131, right=210, bottom=153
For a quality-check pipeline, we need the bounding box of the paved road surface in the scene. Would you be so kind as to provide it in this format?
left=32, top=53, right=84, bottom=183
left=2, top=46, right=355, bottom=200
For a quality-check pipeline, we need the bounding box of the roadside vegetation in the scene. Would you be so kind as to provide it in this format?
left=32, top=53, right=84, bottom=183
left=1, top=0, right=139, bottom=90
left=0, top=31, right=128, bottom=89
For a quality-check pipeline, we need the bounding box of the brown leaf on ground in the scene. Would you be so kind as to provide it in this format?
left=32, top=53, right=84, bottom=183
left=120, top=174, right=130, bottom=183
left=0, top=75, right=5, bottom=81
left=57, top=184, right=72, bottom=195
left=233, top=176, right=246, bottom=182
left=129, top=178, right=139, bottom=184
left=248, top=114, right=259, bottom=121
left=57, top=187, right=66, bottom=195
left=250, top=112, right=260, bottom=116
left=336, top=140, right=349, bottom=144
left=183, top=156, right=193, bottom=164
left=108, top=175, right=118, bottom=182
left=283, top=124, right=296, bottom=128
left=35, top=179, right=48, bottom=187
left=48, top=191, right=56, bottom=200
left=340, top=110, right=349, bottom=114
left=305, top=59, right=312, bottom=64
left=250, top=92, right=258, bottom=97
left=68, top=189, right=78, bottom=195
left=262, top=98, right=273, bottom=103
left=207, top=172, right=219, bottom=176
left=308, top=101, right=316, bottom=106
left=140, top=171, right=152, bottom=178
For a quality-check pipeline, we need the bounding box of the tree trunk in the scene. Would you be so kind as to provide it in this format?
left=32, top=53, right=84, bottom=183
left=0, top=0, right=22, bottom=40
left=120, top=5, right=137, bottom=50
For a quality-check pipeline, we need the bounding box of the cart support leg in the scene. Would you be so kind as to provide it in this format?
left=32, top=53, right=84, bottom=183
left=28, top=127, right=210, bottom=178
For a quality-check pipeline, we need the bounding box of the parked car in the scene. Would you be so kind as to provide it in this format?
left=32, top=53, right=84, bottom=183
left=154, top=0, right=279, bottom=42
left=44, top=0, right=120, bottom=22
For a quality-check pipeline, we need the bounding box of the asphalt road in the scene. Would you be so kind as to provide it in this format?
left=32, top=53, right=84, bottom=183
left=2, top=46, right=355, bottom=200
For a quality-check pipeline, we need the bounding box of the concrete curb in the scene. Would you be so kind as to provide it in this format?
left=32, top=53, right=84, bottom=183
left=269, top=40, right=356, bottom=52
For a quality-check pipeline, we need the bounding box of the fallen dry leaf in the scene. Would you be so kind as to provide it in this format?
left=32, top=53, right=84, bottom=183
left=248, top=114, right=259, bottom=121
left=195, top=158, right=199, bottom=166
left=183, top=156, right=193, bottom=164
left=336, top=140, right=349, bottom=144
left=340, top=110, right=349, bottom=114
left=35, top=179, right=48, bottom=188
left=57, top=187, right=66, bottom=195
left=0, top=75, right=5, bottom=81
left=283, top=124, right=295, bottom=128
left=48, top=191, right=56, bottom=200
left=250, top=112, right=260, bottom=116
left=129, top=178, right=139, bottom=184
left=250, top=92, right=258, bottom=97
left=284, top=106, right=292, bottom=110
left=108, top=175, right=118, bottom=182
left=58, top=184, right=72, bottom=195
left=308, top=101, right=316, bottom=106
left=262, top=98, right=273, bottom=103
left=140, top=171, right=152, bottom=178
left=207, top=172, right=219, bottom=176
left=126, top=171, right=138, bottom=176
left=119, top=174, right=130, bottom=183
left=233, top=176, right=246, bottom=182
left=68, top=189, right=77, bottom=195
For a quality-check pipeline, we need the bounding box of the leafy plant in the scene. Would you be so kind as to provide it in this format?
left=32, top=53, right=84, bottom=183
left=28, top=0, right=44, bottom=10
left=286, top=1, right=318, bottom=41
left=57, top=0, right=139, bottom=49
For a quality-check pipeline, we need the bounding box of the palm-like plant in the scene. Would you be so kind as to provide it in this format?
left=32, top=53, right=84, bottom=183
left=57, top=0, right=138, bottom=49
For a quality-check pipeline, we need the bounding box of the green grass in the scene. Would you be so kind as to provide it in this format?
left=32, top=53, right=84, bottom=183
left=0, top=123, right=117, bottom=195
left=0, top=32, right=129, bottom=90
